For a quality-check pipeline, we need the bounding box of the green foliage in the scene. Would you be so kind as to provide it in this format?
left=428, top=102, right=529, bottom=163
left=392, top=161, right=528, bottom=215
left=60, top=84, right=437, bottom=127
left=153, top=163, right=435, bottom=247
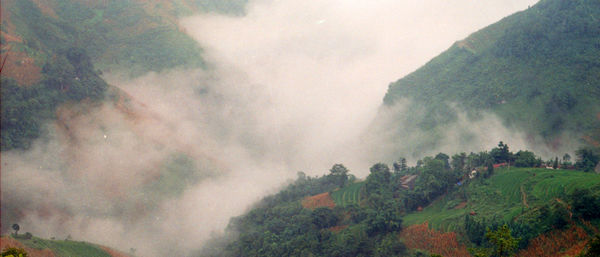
left=514, top=150, right=537, bottom=167
left=5, top=0, right=223, bottom=76
left=202, top=145, right=600, bottom=256
left=200, top=166, right=408, bottom=257
left=575, top=147, right=600, bottom=172
left=1, top=46, right=107, bottom=151
left=331, top=182, right=364, bottom=207
left=1, top=247, right=28, bottom=257
left=328, top=164, right=349, bottom=188
left=14, top=236, right=111, bottom=257
left=569, top=188, right=600, bottom=220
left=382, top=0, right=600, bottom=151
left=485, top=224, right=519, bottom=257
left=404, top=166, right=600, bottom=251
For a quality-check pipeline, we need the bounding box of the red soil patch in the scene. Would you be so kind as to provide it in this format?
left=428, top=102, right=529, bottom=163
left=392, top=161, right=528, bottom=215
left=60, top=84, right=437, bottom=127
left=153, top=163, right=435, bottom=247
left=453, top=201, right=467, bottom=210
left=1, top=31, right=22, bottom=43
left=328, top=225, right=349, bottom=233
left=1, top=50, right=42, bottom=86
left=400, top=222, right=470, bottom=257
left=301, top=192, right=335, bottom=209
left=516, top=225, right=589, bottom=257
left=0, top=237, right=55, bottom=257
left=31, top=0, right=58, bottom=18
left=99, top=246, right=133, bottom=257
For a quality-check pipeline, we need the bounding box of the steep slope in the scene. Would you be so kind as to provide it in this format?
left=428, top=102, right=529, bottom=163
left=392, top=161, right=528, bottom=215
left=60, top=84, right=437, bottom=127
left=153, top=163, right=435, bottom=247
left=1, top=235, right=133, bottom=257
left=380, top=0, right=600, bottom=154
left=1, top=0, right=247, bottom=82
left=0, top=0, right=248, bottom=150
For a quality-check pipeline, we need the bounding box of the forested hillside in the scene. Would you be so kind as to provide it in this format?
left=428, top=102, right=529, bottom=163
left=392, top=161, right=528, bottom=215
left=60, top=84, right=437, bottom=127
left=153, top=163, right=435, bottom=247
left=381, top=0, right=600, bottom=153
left=0, top=0, right=247, bottom=150
left=198, top=143, right=600, bottom=257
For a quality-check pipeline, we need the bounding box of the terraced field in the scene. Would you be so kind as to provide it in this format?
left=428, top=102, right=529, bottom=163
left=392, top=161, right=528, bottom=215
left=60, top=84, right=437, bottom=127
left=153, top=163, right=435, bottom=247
left=403, top=167, right=600, bottom=231
left=331, top=181, right=365, bottom=207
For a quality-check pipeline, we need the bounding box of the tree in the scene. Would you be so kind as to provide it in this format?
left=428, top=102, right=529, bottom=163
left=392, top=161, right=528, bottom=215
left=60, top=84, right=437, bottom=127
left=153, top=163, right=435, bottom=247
left=562, top=153, right=572, bottom=166
left=485, top=224, right=519, bottom=257
left=451, top=152, right=467, bottom=172
left=328, top=164, right=349, bottom=188
left=569, top=188, right=600, bottom=220
left=311, top=207, right=338, bottom=229
left=12, top=224, right=20, bottom=236
left=514, top=150, right=537, bottom=167
left=393, top=158, right=408, bottom=173
left=553, top=157, right=559, bottom=169
left=575, top=147, right=599, bottom=172
left=490, top=141, right=512, bottom=164
left=365, top=163, right=392, bottom=196
left=1, top=247, right=28, bottom=257
left=435, top=153, right=451, bottom=170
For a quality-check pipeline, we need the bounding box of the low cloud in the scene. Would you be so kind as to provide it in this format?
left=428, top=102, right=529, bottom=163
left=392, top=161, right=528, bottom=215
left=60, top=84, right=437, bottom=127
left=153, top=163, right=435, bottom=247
left=2, top=0, right=540, bottom=256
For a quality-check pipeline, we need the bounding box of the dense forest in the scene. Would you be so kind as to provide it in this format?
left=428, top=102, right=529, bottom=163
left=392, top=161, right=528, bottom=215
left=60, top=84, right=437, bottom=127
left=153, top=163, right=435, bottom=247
left=381, top=0, right=600, bottom=153
left=198, top=143, right=600, bottom=257
left=1, top=0, right=248, bottom=150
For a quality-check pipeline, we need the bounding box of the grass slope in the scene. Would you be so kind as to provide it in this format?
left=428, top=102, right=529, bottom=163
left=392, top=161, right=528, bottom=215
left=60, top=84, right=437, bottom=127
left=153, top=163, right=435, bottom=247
left=382, top=0, right=600, bottom=148
left=403, top=167, right=600, bottom=231
left=331, top=181, right=365, bottom=207
left=13, top=236, right=114, bottom=257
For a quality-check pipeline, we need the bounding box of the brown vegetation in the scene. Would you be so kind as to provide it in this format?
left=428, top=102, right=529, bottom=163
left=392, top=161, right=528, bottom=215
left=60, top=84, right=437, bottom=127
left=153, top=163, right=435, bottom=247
left=400, top=222, right=470, bottom=257
left=515, top=225, right=589, bottom=257
left=99, top=246, right=133, bottom=257
left=301, top=192, right=336, bottom=209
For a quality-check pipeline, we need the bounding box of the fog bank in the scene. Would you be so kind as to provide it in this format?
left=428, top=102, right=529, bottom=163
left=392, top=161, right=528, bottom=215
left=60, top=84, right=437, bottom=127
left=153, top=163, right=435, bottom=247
left=2, top=0, right=539, bottom=256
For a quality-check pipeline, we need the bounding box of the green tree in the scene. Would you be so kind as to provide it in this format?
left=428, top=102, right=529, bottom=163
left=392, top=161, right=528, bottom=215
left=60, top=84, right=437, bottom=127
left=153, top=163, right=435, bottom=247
left=1, top=247, right=28, bottom=257
left=451, top=152, right=467, bottom=172
left=562, top=153, right=572, bottom=166
left=328, top=164, right=349, bottom=188
left=514, top=150, right=537, bottom=167
left=485, top=224, right=519, bottom=257
left=12, top=224, right=20, bottom=236
left=575, top=147, right=599, bottom=172
left=569, top=188, right=600, bottom=220
left=490, top=141, right=512, bottom=164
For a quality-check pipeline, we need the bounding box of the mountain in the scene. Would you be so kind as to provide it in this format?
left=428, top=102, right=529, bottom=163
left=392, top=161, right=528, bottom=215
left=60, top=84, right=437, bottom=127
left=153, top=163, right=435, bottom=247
left=197, top=145, right=600, bottom=257
left=0, top=0, right=247, bottom=150
left=379, top=0, right=600, bottom=156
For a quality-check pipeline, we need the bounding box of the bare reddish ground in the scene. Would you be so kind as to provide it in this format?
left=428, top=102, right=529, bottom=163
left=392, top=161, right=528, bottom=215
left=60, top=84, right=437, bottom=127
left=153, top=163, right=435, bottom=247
left=1, top=1, right=42, bottom=86
left=99, top=246, right=133, bottom=257
left=516, top=225, right=589, bottom=257
left=328, top=225, right=349, bottom=233
left=400, top=222, right=470, bottom=257
left=453, top=201, right=467, bottom=210
left=1, top=50, right=42, bottom=86
left=301, top=192, right=335, bottom=209
left=30, top=0, right=58, bottom=18
left=0, top=237, right=55, bottom=257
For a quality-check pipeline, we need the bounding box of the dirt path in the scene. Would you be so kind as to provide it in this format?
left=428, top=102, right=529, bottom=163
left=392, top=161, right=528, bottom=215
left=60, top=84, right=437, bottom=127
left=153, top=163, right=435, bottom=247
left=521, top=185, right=529, bottom=208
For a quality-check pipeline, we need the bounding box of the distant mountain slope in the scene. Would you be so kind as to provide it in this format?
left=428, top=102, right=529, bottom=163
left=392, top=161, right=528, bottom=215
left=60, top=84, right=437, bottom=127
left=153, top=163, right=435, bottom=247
left=381, top=0, right=600, bottom=153
left=1, top=0, right=247, bottom=82
left=1, top=235, right=133, bottom=257
left=0, top=0, right=247, bottom=150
